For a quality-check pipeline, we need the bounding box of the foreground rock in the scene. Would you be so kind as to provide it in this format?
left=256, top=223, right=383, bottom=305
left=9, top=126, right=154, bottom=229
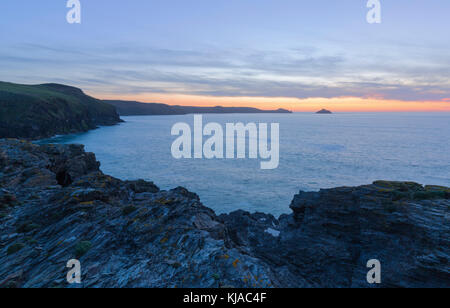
left=221, top=182, right=449, bottom=287
left=0, top=139, right=274, bottom=288
left=0, top=139, right=449, bottom=288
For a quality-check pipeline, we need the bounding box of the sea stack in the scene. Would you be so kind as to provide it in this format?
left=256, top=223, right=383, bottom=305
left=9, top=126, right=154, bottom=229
left=316, top=109, right=332, bottom=114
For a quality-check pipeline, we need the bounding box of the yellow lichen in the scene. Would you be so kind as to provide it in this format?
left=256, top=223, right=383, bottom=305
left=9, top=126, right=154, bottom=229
left=155, top=198, right=175, bottom=205
left=232, top=259, right=240, bottom=268
left=79, top=201, right=94, bottom=206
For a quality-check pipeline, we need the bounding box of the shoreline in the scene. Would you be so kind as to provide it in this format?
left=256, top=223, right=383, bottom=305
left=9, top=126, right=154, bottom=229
left=0, top=139, right=448, bottom=287
left=32, top=115, right=450, bottom=218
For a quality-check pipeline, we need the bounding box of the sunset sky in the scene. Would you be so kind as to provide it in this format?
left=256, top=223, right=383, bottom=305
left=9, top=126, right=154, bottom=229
left=1, top=0, right=449, bottom=111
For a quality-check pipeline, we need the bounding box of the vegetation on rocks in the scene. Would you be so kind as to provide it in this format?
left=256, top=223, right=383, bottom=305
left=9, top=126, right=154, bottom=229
left=373, top=180, right=449, bottom=200
left=74, top=241, right=92, bottom=258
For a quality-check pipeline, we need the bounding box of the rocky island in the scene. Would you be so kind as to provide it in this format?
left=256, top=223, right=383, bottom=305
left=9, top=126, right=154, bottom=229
left=0, top=139, right=448, bottom=288
left=316, top=109, right=333, bottom=114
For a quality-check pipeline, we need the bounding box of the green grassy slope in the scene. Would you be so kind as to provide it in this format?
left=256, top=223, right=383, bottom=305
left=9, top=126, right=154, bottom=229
left=0, top=82, right=121, bottom=139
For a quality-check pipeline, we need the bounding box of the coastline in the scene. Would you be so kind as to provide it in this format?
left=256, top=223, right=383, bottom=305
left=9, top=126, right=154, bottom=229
left=0, top=139, right=448, bottom=287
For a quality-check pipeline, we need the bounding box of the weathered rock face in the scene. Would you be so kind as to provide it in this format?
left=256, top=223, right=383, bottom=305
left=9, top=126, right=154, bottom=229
left=221, top=183, right=450, bottom=288
left=0, top=139, right=449, bottom=288
left=0, top=139, right=274, bottom=288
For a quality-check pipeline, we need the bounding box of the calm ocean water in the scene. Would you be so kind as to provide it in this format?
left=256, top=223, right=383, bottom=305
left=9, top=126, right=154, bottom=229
left=40, top=113, right=450, bottom=217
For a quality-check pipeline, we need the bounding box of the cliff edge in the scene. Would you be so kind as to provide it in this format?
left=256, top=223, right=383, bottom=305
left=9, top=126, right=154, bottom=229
left=0, top=82, right=122, bottom=140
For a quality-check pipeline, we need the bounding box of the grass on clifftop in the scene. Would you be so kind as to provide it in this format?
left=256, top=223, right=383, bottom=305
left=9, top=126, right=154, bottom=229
left=0, top=81, right=120, bottom=139
left=373, top=180, right=449, bottom=200
left=0, top=81, right=116, bottom=122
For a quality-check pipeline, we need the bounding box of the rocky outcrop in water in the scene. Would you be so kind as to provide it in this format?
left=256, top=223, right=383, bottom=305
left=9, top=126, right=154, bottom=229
left=0, top=139, right=449, bottom=288
left=316, top=109, right=332, bottom=114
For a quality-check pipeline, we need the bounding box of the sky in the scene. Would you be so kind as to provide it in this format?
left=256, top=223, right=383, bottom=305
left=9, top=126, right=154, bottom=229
left=0, top=0, right=450, bottom=111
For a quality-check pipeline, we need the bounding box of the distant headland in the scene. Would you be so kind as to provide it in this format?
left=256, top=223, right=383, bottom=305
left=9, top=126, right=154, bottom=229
left=104, top=100, right=292, bottom=116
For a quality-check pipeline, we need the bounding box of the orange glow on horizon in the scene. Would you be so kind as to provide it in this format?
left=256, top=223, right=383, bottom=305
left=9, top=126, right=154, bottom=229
left=92, top=92, right=450, bottom=112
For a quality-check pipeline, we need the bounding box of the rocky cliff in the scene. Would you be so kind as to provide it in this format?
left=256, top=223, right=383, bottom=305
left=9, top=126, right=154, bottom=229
left=0, top=139, right=448, bottom=288
left=0, top=82, right=122, bottom=140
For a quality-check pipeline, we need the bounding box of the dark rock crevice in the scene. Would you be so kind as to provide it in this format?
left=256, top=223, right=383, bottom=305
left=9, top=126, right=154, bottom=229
left=56, top=170, right=72, bottom=187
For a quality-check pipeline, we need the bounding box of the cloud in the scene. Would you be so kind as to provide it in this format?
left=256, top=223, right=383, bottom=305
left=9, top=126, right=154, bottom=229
left=0, top=42, right=449, bottom=102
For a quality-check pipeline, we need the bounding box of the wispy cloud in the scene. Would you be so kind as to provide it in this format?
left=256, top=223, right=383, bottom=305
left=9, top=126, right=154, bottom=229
left=1, top=41, right=449, bottom=102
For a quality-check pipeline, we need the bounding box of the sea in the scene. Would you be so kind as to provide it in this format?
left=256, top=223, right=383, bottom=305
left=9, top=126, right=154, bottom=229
left=39, top=112, right=450, bottom=217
